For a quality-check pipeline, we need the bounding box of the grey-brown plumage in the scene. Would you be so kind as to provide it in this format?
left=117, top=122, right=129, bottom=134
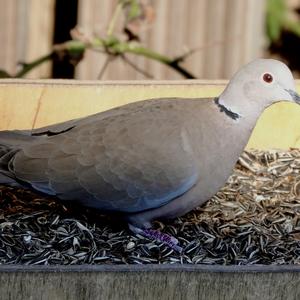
left=0, top=59, right=299, bottom=228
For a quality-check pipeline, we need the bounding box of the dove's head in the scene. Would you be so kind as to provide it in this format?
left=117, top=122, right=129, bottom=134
left=219, top=59, right=300, bottom=117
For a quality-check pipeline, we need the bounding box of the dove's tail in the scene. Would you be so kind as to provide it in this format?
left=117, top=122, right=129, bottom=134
left=0, top=130, right=36, bottom=186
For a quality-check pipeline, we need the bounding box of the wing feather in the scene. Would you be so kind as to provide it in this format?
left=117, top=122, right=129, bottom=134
left=10, top=99, right=199, bottom=213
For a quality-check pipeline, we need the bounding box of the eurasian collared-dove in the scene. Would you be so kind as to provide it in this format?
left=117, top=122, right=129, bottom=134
left=0, top=59, right=299, bottom=240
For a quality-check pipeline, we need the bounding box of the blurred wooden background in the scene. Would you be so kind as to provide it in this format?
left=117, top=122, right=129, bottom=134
left=0, top=0, right=268, bottom=80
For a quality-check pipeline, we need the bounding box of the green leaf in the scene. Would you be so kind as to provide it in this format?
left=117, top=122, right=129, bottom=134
left=266, top=0, right=287, bottom=42
left=64, top=40, right=86, bottom=55
left=124, top=0, right=141, bottom=21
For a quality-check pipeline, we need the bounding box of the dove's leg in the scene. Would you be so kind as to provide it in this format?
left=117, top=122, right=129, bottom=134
left=126, top=184, right=206, bottom=252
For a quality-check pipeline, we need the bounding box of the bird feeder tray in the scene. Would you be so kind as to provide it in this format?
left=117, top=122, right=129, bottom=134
left=1, top=79, right=300, bottom=300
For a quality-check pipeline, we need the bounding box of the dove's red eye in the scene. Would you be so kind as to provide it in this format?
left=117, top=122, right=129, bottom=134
left=263, top=73, right=273, bottom=83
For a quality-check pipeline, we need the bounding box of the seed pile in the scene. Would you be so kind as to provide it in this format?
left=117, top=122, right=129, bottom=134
left=1, top=149, right=300, bottom=265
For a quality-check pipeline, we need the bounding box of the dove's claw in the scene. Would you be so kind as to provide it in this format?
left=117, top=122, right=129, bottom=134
left=128, top=224, right=183, bottom=253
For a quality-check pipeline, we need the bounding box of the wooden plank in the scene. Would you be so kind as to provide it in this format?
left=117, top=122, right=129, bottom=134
left=0, top=265, right=300, bottom=300
left=0, top=79, right=224, bottom=130
left=2, top=263, right=300, bottom=273
left=0, top=79, right=300, bottom=150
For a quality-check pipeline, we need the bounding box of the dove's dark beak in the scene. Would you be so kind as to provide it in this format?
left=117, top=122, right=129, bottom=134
left=285, top=89, right=300, bottom=104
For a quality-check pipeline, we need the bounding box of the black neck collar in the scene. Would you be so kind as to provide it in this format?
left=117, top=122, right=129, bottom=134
left=214, top=98, right=241, bottom=121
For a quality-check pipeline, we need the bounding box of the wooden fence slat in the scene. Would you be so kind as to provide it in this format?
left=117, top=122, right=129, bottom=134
left=26, top=0, right=55, bottom=79
left=241, top=0, right=266, bottom=65
left=183, top=0, right=207, bottom=79
left=0, top=0, right=55, bottom=79
left=0, top=0, right=18, bottom=74
left=222, top=0, right=244, bottom=78
left=203, top=0, right=227, bottom=79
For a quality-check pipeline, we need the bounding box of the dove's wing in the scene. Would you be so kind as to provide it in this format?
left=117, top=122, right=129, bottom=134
left=10, top=99, right=200, bottom=213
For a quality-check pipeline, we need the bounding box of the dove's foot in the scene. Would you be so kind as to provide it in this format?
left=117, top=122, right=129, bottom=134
left=128, top=224, right=183, bottom=253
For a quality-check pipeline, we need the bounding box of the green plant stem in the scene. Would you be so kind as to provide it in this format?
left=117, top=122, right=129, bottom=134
left=107, top=1, right=123, bottom=36
left=7, top=37, right=195, bottom=79
left=121, top=44, right=195, bottom=78
left=91, top=39, right=196, bottom=78
left=15, top=53, right=54, bottom=78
